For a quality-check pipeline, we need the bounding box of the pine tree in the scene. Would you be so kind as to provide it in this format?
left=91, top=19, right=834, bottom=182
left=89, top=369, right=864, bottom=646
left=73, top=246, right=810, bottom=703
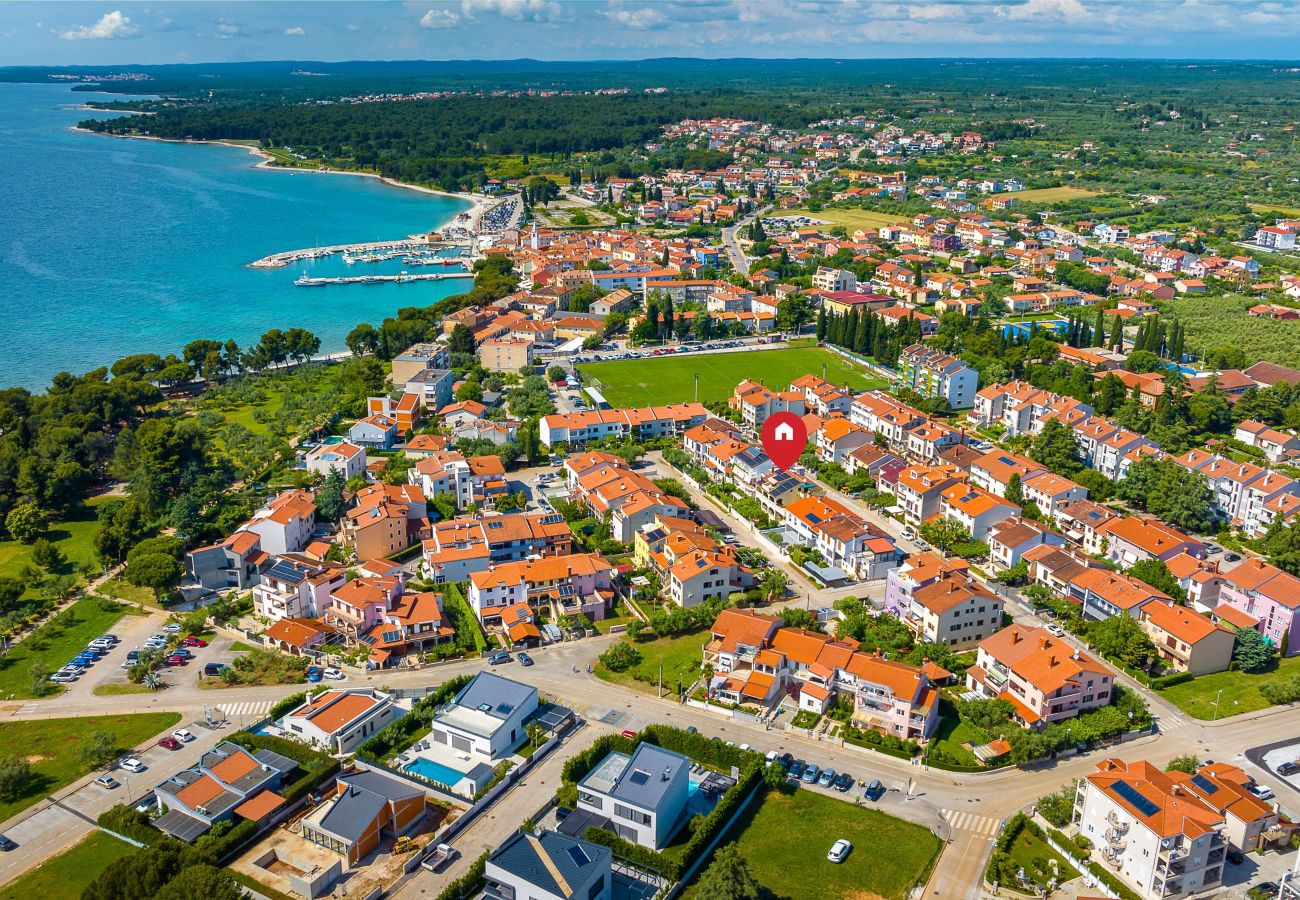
left=1094, top=306, right=1106, bottom=347
left=816, top=308, right=827, bottom=342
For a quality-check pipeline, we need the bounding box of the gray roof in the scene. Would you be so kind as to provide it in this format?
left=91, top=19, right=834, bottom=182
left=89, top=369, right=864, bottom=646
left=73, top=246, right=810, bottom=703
left=455, top=671, right=538, bottom=721
left=337, top=768, right=424, bottom=802
left=581, top=743, right=688, bottom=811
left=254, top=748, right=299, bottom=774
left=317, top=785, right=387, bottom=844
left=488, top=829, right=610, bottom=898
left=154, top=809, right=210, bottom=843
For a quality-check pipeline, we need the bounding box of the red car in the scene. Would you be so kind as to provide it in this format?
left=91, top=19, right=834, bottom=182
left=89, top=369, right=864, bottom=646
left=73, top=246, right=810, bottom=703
left=158, top=737, right=182, bottom=750
left=163, top=655, right=186, bottom=666
left=179, top=637, right=208, bottom=648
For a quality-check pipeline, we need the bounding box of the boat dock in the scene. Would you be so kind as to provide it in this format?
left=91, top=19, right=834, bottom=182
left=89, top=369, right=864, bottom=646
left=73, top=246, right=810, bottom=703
left=251, top=237, right=472, bottom=269
left=294, top=272, right=475, bottom=287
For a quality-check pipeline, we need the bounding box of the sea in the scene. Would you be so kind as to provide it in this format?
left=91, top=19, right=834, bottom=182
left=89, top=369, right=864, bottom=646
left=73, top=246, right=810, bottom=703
left=0, top=82, right=473, bottom=391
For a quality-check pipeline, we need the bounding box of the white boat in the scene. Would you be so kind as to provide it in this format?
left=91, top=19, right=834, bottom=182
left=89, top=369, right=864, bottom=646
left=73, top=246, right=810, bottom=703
left=295, top=275, right=327, bottom=287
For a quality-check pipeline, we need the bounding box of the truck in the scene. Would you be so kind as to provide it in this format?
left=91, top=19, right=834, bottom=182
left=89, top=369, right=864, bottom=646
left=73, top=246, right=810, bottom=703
left=421, top=843, right=457, bottom=872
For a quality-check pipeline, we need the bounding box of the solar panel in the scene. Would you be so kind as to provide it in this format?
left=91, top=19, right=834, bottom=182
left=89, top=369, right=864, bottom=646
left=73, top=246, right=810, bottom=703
left=267, top=560, right=305, bottom=582
left=382, top=629, right=403, bottom=643
left=1112, top=781, right=1160, bottom=817
left=567, top=845, right=590, bottom=866
left=1190, top=774, right=1219, bottom=794
left=629, top=770, right=649, bottom=785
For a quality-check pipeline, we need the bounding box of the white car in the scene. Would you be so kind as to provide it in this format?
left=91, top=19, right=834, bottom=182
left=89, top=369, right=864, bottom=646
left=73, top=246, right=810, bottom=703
left=323, top=667, right=345, bottom=681
left=827, top=839, right=852, bottom=863
left=119, top=758, right=146, bottom=773
left=1248, top=783, right=1275, bottom=801
left=172, top=729, right=195, bottom=743
left=1045, top=624, right=1066, bottom=638
left=162, top=623, right=182, bottom=633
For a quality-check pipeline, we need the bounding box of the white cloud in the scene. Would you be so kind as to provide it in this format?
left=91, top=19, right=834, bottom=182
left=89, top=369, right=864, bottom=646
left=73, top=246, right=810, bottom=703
left=1000, top=0, right=1090, bottom=22
left=216, top=22, right=241, bottom=37
left=604, top=5, right=670, bottom=29
left=284, top=26, right=306, bottom=36
left=420, top=8, right=462, bottom=28
left=462, top=0, right=565, bottom=23
left=59, top=10, right=138, bottom=41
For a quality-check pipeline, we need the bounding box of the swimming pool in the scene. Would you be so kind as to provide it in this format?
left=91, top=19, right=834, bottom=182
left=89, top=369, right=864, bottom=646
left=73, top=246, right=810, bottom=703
left=404, top=757, right=467, bottom=787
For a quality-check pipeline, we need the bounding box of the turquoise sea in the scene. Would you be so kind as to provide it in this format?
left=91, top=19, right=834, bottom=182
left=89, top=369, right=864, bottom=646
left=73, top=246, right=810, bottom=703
left=0, top=82, right=472, bottom=391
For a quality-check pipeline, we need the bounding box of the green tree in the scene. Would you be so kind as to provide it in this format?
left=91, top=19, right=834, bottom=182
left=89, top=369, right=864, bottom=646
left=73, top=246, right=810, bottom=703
left=5, top=501, right=48, bottom=544
left=780, top=607, right=820, bottom=631
left=449, top=323, right=475, bottom=356
left=760, top=569, right=789, bottom=603
left=124, top=552, right=182, bottom=600
left=345, top=323, right=380, bottom=357
left=919, top=517, right=969, bottom=552
left=1165, top=754, right=1200, bottom=775
left=0, top=755, right=31, bottom=801
left=598, top=642, right=641, bottom=673
left=1233, top=627, right=1273, bottom=673
left=1005, top=472, right=1024, bottom=506
left=1029, top=419, right=1083, bottom=476
left=316, top=469, right=347, bottom=521
left=30, top=538, right=64, bottom=571
left=1125, top=559, right=1185, bottom=602
left=1088, top=615, right=1157, bottom=669
left=29, top=662, right=51, bottom=695
left=694, top=843, right=762, bottom=900
left=78, top=730, right=119, bottom=768
left=82, top=842, right=198, bottom=900
left=155, top=864, right=245, bottom=900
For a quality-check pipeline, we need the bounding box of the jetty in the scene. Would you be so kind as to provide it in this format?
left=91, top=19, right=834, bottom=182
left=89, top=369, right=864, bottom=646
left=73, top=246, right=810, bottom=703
left=250, top=236, right=473, bottom=269
left=294, top=272, right=475, bottom=287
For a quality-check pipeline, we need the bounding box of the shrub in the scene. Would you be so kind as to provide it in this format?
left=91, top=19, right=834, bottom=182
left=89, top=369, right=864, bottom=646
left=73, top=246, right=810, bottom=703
left=195, top=817, right=259, bottom=864
left=98, top=804, right=164, bottom=846
left=582, top=826, right=667, bottom=873
left=598, top=642, right=641, bottom=673
left=1149, top=671, right=1194, bottom=690
left=1259, top=675, right=1300, bottom=705
left=268, top=690, right=307, bottom=721
left=1088, top=862, right=1143, bottom=900
left=435, top=850, right=488, bottom=900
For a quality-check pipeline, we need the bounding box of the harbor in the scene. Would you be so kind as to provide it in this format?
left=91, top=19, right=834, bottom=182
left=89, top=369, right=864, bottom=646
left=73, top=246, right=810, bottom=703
left=249, top=237, right=473, bottom=269
left=294, top=271, right=475, bottom=287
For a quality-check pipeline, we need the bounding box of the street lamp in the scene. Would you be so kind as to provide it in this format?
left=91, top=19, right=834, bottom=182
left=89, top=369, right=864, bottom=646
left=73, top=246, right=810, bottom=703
left=1212, top=688, right=1223, bottom=721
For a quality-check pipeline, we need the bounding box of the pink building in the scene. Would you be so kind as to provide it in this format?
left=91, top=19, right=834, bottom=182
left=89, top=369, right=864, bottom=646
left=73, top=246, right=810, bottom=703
left=1217, top=559, right=1300, bottom=656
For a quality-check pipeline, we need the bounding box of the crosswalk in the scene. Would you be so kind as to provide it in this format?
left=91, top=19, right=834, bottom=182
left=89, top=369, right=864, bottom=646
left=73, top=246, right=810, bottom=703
left=217, top=700, right=273, bottom=719
left=940, top=809, right=1003, bottom=838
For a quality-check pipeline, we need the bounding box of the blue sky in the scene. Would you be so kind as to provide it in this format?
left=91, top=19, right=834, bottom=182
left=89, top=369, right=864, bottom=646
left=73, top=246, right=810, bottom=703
left=3, top=1, right=1299, bottom=67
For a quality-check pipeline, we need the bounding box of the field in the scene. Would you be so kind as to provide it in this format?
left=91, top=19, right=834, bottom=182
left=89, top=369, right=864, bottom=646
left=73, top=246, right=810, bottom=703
left=594, top=629, right=708, bottom=696
left=0, top=830, right=137, bottom=900
left=684, top=787, right=941, bottom=900
left=993, top=186, right=1099, bottom=202
left=578, top=347, right=888, bottom=406
left=783, top=207, right=908, bottom=230
left=0, top=712, right=182, bottom=823
left=1249, top=203, right=1300, bottom=217
left=0, top=597, right=141, bottom=700
left=1159, top=295, right=1300, bottom=369
left=0, top=496, right=110, bottom=582
left=1159, top=653, right=1300, bottom=719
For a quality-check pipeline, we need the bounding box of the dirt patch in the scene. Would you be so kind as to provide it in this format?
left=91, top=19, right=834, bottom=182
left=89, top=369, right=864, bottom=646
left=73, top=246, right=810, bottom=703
left=26, top=755, right=49, bottom=764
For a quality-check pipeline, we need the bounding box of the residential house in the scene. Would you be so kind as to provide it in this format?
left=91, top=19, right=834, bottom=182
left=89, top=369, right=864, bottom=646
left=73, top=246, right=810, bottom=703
left=484, top=830, right=612, bottom=900
left=281, top=688, right=403, bottom=754
left=253, top=554, right=347, bottom=622
left=966, top=624, right=1113, bottom=729
left=242, top=490, right=316, bottom=557
left=940, top=482, right=1019, bottom=539
left=1135, top=601, right=1236, bottom=676
left=347, top=414, right=400, bottom=450
left=1216, top=559, right=1300, bottom=655
left=468, top=553, right=616, bottom=623
left=152, top=740, right=297, bottom=842
left=575, top=744, right=690, bottom=850
left=1100, top=517, right=1205, bottom=568
left=301, top=769, right=429, bottom=867
left=342, top=483, right=429, bottom=560
left=305, top=442, right=367, bottom=481
left=1071, top=568, right=1171, bottom=622
left=428, top=671, right=539, bottom=761
left=186, top=531, right=266, bottom=591
left=987, top=517, right=1067, bottom=572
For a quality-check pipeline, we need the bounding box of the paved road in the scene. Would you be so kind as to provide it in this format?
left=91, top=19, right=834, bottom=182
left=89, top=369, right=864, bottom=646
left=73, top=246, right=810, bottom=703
left=720, top=204, right=771, bottom=274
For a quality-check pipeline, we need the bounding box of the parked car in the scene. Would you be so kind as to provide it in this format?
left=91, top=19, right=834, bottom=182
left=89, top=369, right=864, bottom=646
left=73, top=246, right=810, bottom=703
left=134, top=794, right=157, bottom=814
left=1277, top=761, right=1300, bottom=777
left=163, top=655, right=186, bottom=667
left=172, top=729, right=195, bottom=743
left=1225, top=552, right=1241, bottom=562
left=94, top=775, right=120, bottom=790
left=323, top=667, right=345, bottom=680
left=833, top=772, right=854, bottom=792
left=118, top=758, right=146, bottom=773
left=0, top=834, right=15, bottom=852
left=202, top=662, right=227, bottom=677
left=788, top=759, right=805, bottom=779
left=1248, top=783, right=1275, bottom=801
left=801, top=764, right=820, bottom=784
left=125, top=650, right=140, bottom=663
left=516, top=652, right=534, bottom=667
left=179, top=637, right=208, bottom=648
left=158, top=737, right=182, bottom=751
left=421, top=843, right=457, bottom=873
left=162, top=623, right=182, bottom=633
left=306, top=666, right=323, bottom=682
left=49, top=672, right=78, bottom=684
left=1045, top=624, right=1066, bottom=638
left=817, top=768, right=836, bottom=788
left=864, top=779, right=886, bottom=801
left=487, top=652, right=512, bottom=666
left=170, top=647, right=193, bottom=659
left=827, top=839, right=852, bottom=863
left=778, top=753, right=793, bottom=769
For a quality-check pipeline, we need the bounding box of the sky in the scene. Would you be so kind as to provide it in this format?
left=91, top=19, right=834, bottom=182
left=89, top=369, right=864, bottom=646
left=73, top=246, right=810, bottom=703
left=2, top=1, right=1300, bottom=67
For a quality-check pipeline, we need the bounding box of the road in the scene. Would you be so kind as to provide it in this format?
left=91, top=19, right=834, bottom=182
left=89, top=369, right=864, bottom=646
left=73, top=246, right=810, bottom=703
left=720, top=204, right=771, bottom=274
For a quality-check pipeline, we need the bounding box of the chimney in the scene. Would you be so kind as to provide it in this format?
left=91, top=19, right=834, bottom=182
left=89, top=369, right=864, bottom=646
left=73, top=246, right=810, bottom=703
left=1011, top=631, right=1022, bottom=645
left=1048, top=655, right=1059, bottom=668
left=1039, top=637, right=1049, bottom=649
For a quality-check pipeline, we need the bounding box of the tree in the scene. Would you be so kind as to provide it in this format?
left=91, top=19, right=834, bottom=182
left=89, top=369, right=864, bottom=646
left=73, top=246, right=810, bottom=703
left=1029, top=419, right=1083, bottom=476
left=1233, top=627, right=1273, bottom=673
left=30, top=538, right=64, bottom=571
left=694, top=843, right=762, bottom=900
left=449, top=323, right=475, bottom=355
left=78, top=730, right=119, bottom=768
left=124, top=552, right=182, bottom=600
left=780, top=607, right=820, bottom=631
left=760, top=569, right=789, bottom=603
left=1005, top=472, right=1024, bottom=506
left=919, top=517, right=970, bottom=552
left=598, top=642, right=641, bottom=673
left=5, top=501, right=47, bottom=543
left=1165, top=754, right=1200, bottom=774
left=82, top=842, right=198, bottom=900
left=0, top=756, right=31, bottom=801
left=1089, top=615, right=1157, bottom=669
left=345, top=323, right=380, bottom=357
left=316, top=469, right=347, bottom=521
left=154, top=865, right=245, bottom=900
left=29, top=662, right=51, bottom=696
left=1126, top=559, right=1185, bottom=603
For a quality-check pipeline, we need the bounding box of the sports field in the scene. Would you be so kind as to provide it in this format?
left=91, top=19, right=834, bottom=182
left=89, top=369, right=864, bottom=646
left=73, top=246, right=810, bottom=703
left=993, top=186, right=1099, bottom=202
left=578, top=347, right=888, bottom=406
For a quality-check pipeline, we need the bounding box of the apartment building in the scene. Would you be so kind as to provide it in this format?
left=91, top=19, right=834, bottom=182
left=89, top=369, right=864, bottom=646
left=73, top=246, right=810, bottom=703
left=467, top=553, right=616, bottom=623
left=784, top=495, right=899, bottom=580
left=966, top=624, right=1113, bottom=729
left=1216, top=559, right=1300, bottom=656
left=728, top=380, right=807, bottom=428
left=939, top=482, right=1019, bottom=539
left=1070, top=568, right=1172, bottom=622
left=252, top=554, right=347, bottom=622
left=970, top=449, right=1046, bottom=498
left=1100, top=516, right=1205, bottom=568
left=342, top=483, right=428, bottom=560
left=540, top=403, right=709, bottom=446
left=304, top=441, right=367, bottom=481
left=896, top=343, right=979, bottom=409
left=894, top=464, right=968, bottom=524
left=888, top=556, right=1003, bottom=649
left=241, top=490, right=316, bottom=557
left=420, top=511, right=572, bottom=583
left=1135, top=600, right=1236, bottom=676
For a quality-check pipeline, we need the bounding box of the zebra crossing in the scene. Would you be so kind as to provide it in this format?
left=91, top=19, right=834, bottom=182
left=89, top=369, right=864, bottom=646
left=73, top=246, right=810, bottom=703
left=940, top=809, right=1003, bottom=838
left=217, top=700, right=273, bottom=719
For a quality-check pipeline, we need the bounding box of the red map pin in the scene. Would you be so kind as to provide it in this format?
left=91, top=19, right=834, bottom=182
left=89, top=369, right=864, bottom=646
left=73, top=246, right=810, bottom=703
left=761, top=411, right=808, bottom=472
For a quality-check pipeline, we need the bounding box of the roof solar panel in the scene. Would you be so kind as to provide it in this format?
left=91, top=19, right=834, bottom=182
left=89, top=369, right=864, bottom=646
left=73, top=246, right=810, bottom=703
left=567, top=845, right=590, bottom=866
left=1190, top=774, right=1219, bottom=794
left=1112, top=781, right=1160, bottom=817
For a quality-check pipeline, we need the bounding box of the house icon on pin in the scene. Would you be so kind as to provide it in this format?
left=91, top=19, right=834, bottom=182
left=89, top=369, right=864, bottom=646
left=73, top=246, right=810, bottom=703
left=773, top=422, right=794, bottom=441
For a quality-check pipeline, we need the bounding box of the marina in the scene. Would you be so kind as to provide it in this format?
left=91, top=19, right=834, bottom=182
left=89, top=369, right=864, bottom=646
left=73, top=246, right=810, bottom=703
left=250, top=236, right=473, bottom=269
left=293, top=271, right=475, bottom=287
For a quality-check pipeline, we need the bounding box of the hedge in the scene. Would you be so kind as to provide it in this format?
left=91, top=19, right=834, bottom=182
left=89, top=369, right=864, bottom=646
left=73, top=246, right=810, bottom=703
left=230, top=731, right=340, bottom=804
left=435, top=850, right=489, bottom=900
left=1148, top=671, right=1195, bottom=691
left=268, top=690, right=308, bottom=721
left=98, top=804, right=165, bottom=846
left=1048, top=827, right=1090, bottom=861
left=199, top=818, right=260, bottom=865
left=666, top=760, right=762, bottom=880
left=1087, top=861, right=1143, bottom=900
left=355, top=673, right=473, bottom=763
left=583, top=825, right=667, bottom=873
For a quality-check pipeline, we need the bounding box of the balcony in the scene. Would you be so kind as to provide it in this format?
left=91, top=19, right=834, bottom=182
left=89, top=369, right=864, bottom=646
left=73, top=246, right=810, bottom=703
left=1158, top=843, right=1188, bottom=862
left=1106, top=813, right=1130, bottom=834
left=1105, top=830, right=1127, bottom=850
left=984, top=667, right=1009, bottom=688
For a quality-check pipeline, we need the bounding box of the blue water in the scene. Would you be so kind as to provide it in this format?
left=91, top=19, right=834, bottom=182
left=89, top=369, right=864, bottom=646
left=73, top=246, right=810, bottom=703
left=1000, top=319, right=1068, bottom=339
left=0, top=83, right=472, bottom=390
left=404, top=757, right=468, bottom=787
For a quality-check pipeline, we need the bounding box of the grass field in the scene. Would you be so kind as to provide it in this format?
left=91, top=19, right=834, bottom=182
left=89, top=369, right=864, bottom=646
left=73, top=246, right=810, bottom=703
left=578, top=347, right=887, bottom=406
left=927, top=705, right=981, bottom=767
left=1159, top=654, right=1300, bottom=719
left=1249, top=203, right=1300, bottom=217
left=0, top=496, right=110, bottom=582
left=1007, top=823, right=1080, bottom=886
left=0, top=712, right=181, bottom=823
left=993, top=186, right=1099, bottom=202
left=0, top=830, right=137, bottom=900
left=783, top=207, right=908, bottom=230
left=684, top=788, right=941, bottom=900
left=94, top=578, right=160, bottom=608
left=594, top=629, right=708, bottom=696
left=0, top=597, right=140, bottom=700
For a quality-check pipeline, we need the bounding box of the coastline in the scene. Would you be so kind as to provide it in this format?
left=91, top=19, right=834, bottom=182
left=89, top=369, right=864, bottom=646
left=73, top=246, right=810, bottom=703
left=71, top=126, right=492, bottom=231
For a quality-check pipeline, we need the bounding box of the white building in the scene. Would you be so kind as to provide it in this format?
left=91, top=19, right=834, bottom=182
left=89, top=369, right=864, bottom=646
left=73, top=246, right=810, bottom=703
left=281, top=688, right=402, bottom=755
left=575, top=743, right=690, bottom=850
left=252, top=554, right=346, bottom=622
left=427, top=672, right=538, bottom=761
left=305, top=441, right=367, bottom=481
left=242, top=490, right=316, bottom=557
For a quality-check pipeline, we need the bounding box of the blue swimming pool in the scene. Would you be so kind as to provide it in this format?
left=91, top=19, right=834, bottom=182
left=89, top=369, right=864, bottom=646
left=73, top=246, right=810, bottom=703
left=404, top=757, right=467, bottom=787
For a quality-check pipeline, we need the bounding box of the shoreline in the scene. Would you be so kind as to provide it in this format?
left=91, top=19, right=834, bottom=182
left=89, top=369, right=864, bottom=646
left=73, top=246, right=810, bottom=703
left=71, top=126, right=492, bottom=231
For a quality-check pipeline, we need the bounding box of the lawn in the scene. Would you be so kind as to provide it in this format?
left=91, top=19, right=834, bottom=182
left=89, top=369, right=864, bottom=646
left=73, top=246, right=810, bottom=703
left=0, top=830, right=137, bottom=900
left=684, top=787, right=941, bottom=900
left=1249, top=202, right=1300, bottom=217
left=994, top=186, right=1100, bottom=203
left=0, top=597, right=140, bottom=700
left=1006, top=823, right=1080, bottom=887
left=0, top=496, right=109, bottom=582
left=1159, top=653, right=1300, bottom=719
left=927, top=705, right=981, bottom=767
left=578, top=347, right=888, bottom=407
left=0, top=712, right=181, bottom=823
left=783, top=207, right=908, bottom=230
left=94, top=578, right=160, bottom=608
left=595, top=629, right=709, bottom=696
